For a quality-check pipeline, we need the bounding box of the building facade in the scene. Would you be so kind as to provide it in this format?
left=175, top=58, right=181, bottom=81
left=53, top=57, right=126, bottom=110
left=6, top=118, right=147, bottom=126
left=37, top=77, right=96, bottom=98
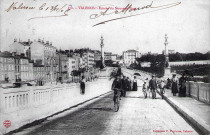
left=30, top=39, right=57, bottom=82
left=0, top=52, right=15, bottom=82
left=56, top=51, right=69, bottom=80
left=33, top=65, right=45, bottom=83
left=0, top=52, right=33, bottom=83
left=123, top=50, right=141, bottom=65
left=19, top=57, right=33, bottom=81
left=104, top=52, right=112, bottom=61
left=30, top=39, right=56, bottom=65
left=9, top=39, right=31, bottom=57
left=72, top=53, right=80, bottom=70
left=67, top=57, right=76, bottom=77
left=82, top=51, right=95, bottom=71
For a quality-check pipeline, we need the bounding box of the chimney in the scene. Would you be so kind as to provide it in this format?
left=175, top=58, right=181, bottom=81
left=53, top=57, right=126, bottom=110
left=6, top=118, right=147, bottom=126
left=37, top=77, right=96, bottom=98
left=14, top=38, right=17, bottom=42
left=28, top=39, right=30, bottom=43
left=50, top=42, right=52, bottom=45
left=42, top=40, right=44, bottom=44
left=46, top=41, right=49, bottom=45
left=38, top=39, right=41, bottom=42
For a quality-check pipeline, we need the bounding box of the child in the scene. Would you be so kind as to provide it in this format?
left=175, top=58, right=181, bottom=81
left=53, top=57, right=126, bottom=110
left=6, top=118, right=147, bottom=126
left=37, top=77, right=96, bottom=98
left=142, top=81, right=148, bottom=98
left=160, top=80, right=165, bottom=99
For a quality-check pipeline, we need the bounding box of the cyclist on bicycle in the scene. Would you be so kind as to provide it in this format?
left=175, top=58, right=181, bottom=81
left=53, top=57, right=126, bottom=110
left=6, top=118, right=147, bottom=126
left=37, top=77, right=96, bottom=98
left=111, top=75, right=122, bottom=104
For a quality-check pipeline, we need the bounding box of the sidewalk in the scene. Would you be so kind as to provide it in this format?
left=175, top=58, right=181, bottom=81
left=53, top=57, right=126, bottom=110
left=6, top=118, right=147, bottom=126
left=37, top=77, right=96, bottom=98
left=158, top=89, right=210, bottom=135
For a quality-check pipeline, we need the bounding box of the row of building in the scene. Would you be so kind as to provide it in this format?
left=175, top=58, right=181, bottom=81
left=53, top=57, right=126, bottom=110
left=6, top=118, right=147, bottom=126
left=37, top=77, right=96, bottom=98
left=0, top=38, right=121, bottom=83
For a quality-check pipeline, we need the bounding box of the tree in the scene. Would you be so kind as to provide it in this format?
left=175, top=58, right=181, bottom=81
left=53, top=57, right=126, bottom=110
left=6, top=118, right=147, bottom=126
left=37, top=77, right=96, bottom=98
left=134, top=54, right=165, bottom=77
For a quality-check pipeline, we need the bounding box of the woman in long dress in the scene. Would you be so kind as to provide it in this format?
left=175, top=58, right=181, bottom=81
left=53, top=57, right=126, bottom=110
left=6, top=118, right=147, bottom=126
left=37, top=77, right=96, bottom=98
left=80, top=76, right=85, bottom=94
left=171, top=74, right=178, bottom=96
left=179, top=73, right=187, bottom=97
left=132, top=76, right=138, bottom=91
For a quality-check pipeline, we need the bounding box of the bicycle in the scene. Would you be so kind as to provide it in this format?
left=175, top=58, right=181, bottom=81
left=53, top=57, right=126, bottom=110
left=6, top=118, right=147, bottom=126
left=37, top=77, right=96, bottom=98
left=113, top=88, right=121, bottom=112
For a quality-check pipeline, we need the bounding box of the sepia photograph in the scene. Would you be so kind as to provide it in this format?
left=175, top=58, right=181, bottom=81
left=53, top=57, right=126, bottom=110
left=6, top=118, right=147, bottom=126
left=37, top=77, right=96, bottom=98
left=0, top=0, right=210, bottom=134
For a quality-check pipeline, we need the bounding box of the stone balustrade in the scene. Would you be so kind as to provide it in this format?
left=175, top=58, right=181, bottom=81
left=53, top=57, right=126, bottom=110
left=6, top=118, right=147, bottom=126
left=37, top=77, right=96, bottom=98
left=186, top=81, right=210, bottom=104
left=0, top=79, right=112, bottom=134
left=0, top=84, right=78, bottom=114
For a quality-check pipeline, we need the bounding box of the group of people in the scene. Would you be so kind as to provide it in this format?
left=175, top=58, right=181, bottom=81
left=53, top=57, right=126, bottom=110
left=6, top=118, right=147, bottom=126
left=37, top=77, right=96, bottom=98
left=170, top=73, right=187, bottom=97
left=144, top=73, right=187, bottom=98
left=85, top=75, right=98, bottom=82
left=142, top=73, right=187, bottom=99
left=142, top=75, right=159, bottom=99
left=111, top=75, right=138, bottom=98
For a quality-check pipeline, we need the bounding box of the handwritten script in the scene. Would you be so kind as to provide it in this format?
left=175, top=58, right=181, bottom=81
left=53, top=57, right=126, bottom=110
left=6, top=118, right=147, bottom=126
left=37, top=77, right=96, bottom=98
left=90, top=1, right=181, bottom=27
left=4, top=1, right=181, bottom=26
left=5, top=2, right=71, bottom=21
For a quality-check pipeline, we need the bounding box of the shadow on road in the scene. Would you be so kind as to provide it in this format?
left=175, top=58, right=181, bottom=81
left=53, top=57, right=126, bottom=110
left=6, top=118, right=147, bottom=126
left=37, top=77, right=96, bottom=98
left=125, top=96, right=142, bottom=98
left=125, top=96, right=165, bottom=100
left=84, top=107, right=114, bottom=112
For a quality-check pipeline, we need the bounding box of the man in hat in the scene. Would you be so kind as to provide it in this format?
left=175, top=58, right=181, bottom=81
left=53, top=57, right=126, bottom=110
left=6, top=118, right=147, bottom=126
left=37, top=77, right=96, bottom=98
left=149, top=75, right=157, bottom=99
left=121, top=76, right=127, bottom=97
left=112, top=75, right=122, bottom=102
left=126, top=77, right=131, bottom=91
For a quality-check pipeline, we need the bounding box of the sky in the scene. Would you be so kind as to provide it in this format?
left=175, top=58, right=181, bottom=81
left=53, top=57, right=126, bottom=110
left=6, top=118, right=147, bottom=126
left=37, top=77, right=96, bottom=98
left=0, top=0, right=210, bottom=55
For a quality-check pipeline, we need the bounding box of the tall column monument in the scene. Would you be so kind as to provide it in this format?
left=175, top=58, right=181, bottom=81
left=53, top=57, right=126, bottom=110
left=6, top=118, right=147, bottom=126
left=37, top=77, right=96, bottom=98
left=100, top=36, right=105, bottom=69
left=164, top=34, right=171, bottom=78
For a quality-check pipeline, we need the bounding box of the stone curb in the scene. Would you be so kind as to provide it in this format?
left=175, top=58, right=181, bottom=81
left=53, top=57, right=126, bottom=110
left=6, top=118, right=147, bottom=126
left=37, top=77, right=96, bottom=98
left=157, top=90, right=210, bottom=135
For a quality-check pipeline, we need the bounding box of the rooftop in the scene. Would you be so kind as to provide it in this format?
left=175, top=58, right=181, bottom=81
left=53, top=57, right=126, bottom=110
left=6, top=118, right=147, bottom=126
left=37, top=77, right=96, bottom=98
left=124, top=50, right=138, bottom=52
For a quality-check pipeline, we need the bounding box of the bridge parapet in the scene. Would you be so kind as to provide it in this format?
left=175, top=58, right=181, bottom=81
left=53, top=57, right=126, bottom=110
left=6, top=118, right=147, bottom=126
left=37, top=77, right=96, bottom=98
left=186, top=81, right=210, bottom=104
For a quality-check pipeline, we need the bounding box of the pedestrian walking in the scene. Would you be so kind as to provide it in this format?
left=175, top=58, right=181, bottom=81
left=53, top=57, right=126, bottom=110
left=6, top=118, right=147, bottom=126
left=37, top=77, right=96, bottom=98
left=166, top=78, right=171, bottom=89
left=149, top=75, right=157, bottom=99
left=132, top=76, right=138, bottom=91
left=145, top=78, right=150, bottom=97
left=80, top=76, right=86, bottom=94
left=127, top=77, right=131, bottom=91
left=117, top=67, right=122, bottom=76
left=142, top=81, right=148, bottom=98
left=120, top=75, right=124, bottom=97
left=122, top=76, right=127, bottom=97
left=179, top=73, right=187, bottom=97
left=160, top=80, right=165, bottom=99
left=171, top=74, right=178, bottom=96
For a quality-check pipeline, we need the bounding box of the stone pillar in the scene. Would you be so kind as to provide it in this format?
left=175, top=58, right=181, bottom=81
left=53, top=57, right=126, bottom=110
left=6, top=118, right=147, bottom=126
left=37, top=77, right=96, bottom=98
left=100, top=36, right=105, bottom=68
left=163, top=34, right=171, bottom=79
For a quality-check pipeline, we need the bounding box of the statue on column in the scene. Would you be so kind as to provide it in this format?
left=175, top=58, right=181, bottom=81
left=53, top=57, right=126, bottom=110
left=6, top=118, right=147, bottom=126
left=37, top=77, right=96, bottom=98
left=164, top=34, right=171, bottom=78
left=164, top=34, right=169, bottom=68
left=100, top=36, right=105, bottom=69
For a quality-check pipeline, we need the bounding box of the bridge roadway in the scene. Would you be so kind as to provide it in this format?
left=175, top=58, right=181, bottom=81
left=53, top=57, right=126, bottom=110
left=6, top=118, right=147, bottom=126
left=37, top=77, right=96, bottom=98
left=12, top=68, right=199, bottom=135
